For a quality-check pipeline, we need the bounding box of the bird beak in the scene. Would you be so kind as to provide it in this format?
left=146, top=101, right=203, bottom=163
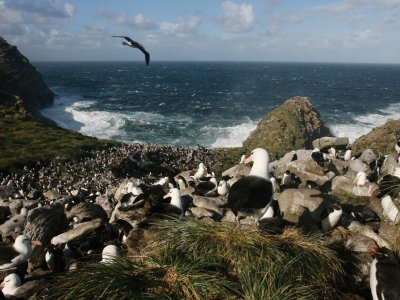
left=244, top=156, right=253, bottom=165
left=163, top=193, right=171, bottom=200
left=31, top=240, right=42, bottom=246
left=0, top=281, right=4, bottom=288
left=368, top=246, right=379, bottom=255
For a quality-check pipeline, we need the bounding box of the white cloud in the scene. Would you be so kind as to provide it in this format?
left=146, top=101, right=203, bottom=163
left=64, top=3, right=74, bottom=18
left=4, top=0, right=74, bottom=19
left=291, top=0, right=400, bottom=24
left=98, top=9, right=126, bottom=24
left=291, top=2, right=358, bottom=23
left=344, top=28, right=380, bottom=48
left=132, top=13, right=157, bottom=29
left=159, top=16, right=201, bottom=36
left=215, top=1, right=256, bottom=33
left=0, top=0, right=23, bottom=24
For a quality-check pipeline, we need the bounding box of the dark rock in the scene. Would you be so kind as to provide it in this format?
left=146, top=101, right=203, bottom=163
left=0, top=36, right=54, bottom=112
left=66, top=202, right=108, bottom=223
left=24, top=204, right=66, bottom=245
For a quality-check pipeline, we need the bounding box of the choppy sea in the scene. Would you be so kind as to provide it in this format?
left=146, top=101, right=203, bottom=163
left=35, top=61, right=400, bottom=148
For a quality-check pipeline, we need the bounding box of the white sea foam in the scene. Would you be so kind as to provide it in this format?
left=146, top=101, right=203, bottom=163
left=206, top=118, right=259, bottom=148
left=330, top=102, right=400, bottom=143
left=41, top=95, right=164, bottom=142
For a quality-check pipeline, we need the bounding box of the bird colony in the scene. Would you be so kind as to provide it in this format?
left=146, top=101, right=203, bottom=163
left=1, top=137, right=400, bottom=299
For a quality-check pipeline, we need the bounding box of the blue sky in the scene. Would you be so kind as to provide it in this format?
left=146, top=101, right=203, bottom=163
left=1, top=0, right=399, bottom=63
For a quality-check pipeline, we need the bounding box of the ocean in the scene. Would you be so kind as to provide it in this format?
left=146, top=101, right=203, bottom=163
left=36, top=61, right=400, bottom=148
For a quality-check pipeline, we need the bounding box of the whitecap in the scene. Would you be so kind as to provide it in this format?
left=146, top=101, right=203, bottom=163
left=203, top=118, right=259, bottom=148
left=41, top=94, right=165, bottom=141
left=330, top=102, right=400, bottom=143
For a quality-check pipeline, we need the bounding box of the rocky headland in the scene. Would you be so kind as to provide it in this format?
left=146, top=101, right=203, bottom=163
left=1, top=36, right=400, bottom=299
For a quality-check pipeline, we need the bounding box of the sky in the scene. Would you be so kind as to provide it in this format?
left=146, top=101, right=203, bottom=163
left=1, top=0, right=399, bottom=63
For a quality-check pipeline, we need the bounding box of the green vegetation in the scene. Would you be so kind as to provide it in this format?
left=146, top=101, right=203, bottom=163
left=41, top=217, right=346, bottom=299
left=242, top=97, right=332, bottom=160
left=210, top=146, right=248, bottom=175
left=351, top=118, right=400, bottom=156
left=0, top=103, right=119, bottom=172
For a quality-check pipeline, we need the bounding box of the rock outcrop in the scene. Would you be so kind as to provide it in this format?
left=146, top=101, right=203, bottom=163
left=351, top=118, right=400, bottom=156
left=0, top=36, right=54, bottom=112
left=242, top=96, right=332, bottom=159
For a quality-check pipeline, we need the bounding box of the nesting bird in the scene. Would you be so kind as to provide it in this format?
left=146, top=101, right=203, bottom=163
left=311, top=148, right=326, bottom=167
left=0, top=235, right=41, bottom=270
left=0, top=273, right=40, bottom=299
left=100, top=244, right=121, bottom=264
left=45, top=244, right=65, bottom=273
left=217, top=180, right=229, bottom=196
left=369, top=246, right=400, bottom=300
left=1, top=273, right=21, bottom=299
left=320, top=204, right=343, bottom=233
left=344, top=149, right=352, bottom=161
left=227, top=148, right=273, bottom=220
left=195, top=176, right=218, bottom=197
left=354, top=171, right=367, bottom=187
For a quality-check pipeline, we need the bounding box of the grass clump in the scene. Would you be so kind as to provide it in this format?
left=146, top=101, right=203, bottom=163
left=42, top=217, right=345, bottom=299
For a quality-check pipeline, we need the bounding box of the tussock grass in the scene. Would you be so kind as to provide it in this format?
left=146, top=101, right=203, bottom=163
left=0, top=104, right=119, bottom=171
left=41, top=217, right=345, bottom=299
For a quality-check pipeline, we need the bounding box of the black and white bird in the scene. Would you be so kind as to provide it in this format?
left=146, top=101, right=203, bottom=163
left=344, top=148, right=352, bottom=161
left=147, top=188, right=183, bottom=216
left=311, top=148, right=326, bottom=167
left=112, top=36, right=150, bottom=65
left=217, top=179, right=229, bottom=196
left=226, top=148, right=273, bottom=220
left=369, top=246, right=400, bottom=300
left=45, top=244, right=65, bottom=273
left=395, top=138, right=400, bottom=154
left=342, top=204, right=380, bottom=224
left=319, top=204, right=343, bottom=233
left=195, top=176, right=218, bottom=197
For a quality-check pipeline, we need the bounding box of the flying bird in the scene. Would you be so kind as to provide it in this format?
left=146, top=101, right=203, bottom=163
left=112, top=36, right=150, bottom=65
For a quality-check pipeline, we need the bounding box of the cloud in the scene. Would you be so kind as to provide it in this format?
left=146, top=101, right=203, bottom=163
left=159, top=15, right=201, bottom=36
left=0, top=0, right=23, bottom=24
left=98, top=9, right=157, bottom=30
left=64, top=3, right=74, bottom=18
left=132, top=13, right=158, bottom=29
left=215, top=1, right=256, bottom=33
left=291, top=0, right=400, bottom=24
left=4, top=0, right=74, bottom=19
left=291, top=2, right=359, bottom=23
left=98, top=9, right=126, bottom=24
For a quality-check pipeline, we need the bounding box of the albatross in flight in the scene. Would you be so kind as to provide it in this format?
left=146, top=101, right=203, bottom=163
left=112, top=36, right=150, bottom=66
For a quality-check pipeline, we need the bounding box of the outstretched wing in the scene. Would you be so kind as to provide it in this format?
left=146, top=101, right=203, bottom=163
left=112, top=36, right=135, bottom=44
left=112, top=36, right=150, bottom=65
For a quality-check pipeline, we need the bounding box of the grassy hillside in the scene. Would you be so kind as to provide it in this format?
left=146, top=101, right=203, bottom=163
left=0, top=99, right=119, bottom=172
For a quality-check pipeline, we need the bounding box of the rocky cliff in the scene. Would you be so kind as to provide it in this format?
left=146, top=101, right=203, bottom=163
left=0, top=36, right=54, bottom=112
left=351, top=118, right=400, bottom=156
left=242, top=96, right=332, bottom=159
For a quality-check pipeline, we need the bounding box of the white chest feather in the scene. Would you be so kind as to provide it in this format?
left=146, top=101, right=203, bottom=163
left=321, top=209, right=342, bottom=232
left=370, top=258, right=378, bottom=300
